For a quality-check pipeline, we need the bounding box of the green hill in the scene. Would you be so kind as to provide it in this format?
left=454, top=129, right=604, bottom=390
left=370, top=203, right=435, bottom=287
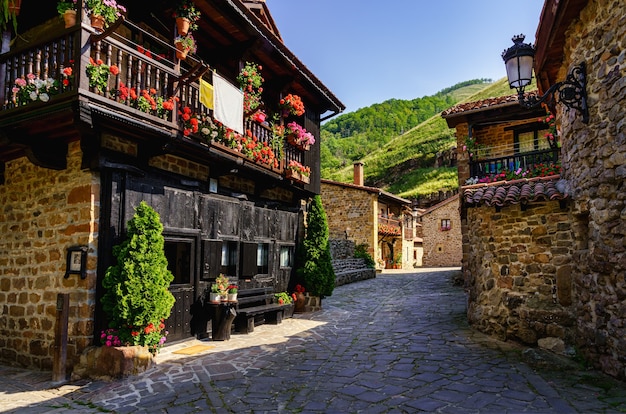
left=320, top=77, right=518, bottom=199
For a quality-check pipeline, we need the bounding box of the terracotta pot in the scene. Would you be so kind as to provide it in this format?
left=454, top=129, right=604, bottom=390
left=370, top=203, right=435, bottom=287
left=175, top=41, right=188, bottom=60
left=176, top=17, right=190, bottom=36
left=90, top=14, right=106, bottom=32
left=63, top=10, right=77, bottom=29
left=294, top=292, right=306, bottom=313
left=8, top=0, right=21, bottom=15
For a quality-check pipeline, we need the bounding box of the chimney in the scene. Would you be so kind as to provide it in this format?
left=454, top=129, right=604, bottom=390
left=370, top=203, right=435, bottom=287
left=353, top=162, right=364, bottom=186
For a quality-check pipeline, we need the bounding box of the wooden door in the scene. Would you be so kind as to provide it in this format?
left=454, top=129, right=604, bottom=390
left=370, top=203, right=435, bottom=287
left=163, top=236, right=196, bottom=342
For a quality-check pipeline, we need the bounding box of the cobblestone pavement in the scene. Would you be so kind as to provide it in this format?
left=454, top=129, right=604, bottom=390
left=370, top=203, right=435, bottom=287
left=2, top=268, right=626, bottom=413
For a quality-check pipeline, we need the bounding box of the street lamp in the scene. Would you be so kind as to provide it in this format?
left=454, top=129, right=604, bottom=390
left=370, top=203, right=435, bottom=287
left=502, top=34, right=589, bottom=123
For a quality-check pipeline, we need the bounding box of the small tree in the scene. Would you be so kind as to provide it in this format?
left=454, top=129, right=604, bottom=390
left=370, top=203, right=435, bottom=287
left=101, top=201, right=175, bottom=354
left=297, top=195, right=335, bottom=297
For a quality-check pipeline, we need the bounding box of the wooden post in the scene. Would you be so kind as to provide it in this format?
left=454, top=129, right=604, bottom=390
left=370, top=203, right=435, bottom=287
left=52, top=293, right=69, bottom=383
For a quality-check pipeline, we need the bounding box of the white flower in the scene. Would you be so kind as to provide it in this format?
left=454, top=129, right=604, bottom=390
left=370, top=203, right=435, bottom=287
left=39, top=93, right=50, bottom=102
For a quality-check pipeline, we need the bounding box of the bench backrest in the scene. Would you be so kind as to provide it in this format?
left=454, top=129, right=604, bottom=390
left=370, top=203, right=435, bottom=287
left=236, top=287, right=275, bottom=308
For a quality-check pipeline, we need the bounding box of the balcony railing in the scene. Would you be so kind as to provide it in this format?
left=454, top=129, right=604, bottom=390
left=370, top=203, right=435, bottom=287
left=378, top=216, right=401, bottom=236
left=0, top=19, right=308, bottom=178
left=469, top=148, right=560, bottom=179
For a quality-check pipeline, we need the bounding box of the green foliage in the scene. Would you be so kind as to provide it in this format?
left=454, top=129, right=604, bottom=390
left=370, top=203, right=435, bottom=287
left=0, top=0, right=18, bottom=32
left=102, top=201, right=175, bottom=354
left=296, top=195, right=335, bottom=297
left=354, top=244, right=375, bottom=269
left=274, top=292, right=293, bottom=305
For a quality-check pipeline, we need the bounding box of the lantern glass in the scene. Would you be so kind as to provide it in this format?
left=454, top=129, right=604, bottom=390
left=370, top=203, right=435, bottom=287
left=505, top=54, right=534, bottom=89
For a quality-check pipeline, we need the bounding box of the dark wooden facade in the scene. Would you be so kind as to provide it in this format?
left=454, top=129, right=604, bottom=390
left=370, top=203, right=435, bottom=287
left=0, top=0, right=343, bottom=348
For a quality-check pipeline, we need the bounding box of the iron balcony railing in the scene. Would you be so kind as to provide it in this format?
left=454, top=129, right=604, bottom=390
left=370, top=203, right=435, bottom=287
left=469, top=148, right=560, bottom=179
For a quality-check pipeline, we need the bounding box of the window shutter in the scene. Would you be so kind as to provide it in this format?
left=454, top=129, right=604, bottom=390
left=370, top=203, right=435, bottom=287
left=240, top=242, right=257, bottom=277
left=202, top=240, right=222, bottom=279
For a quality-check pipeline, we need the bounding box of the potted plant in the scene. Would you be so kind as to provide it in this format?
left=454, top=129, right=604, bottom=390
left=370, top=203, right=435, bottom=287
left=215, top=274, right=230, bottom=300
left=101, top=201, right=176, bottom=356
left=85, top=0, right=126, bottom=31
left=85, top=57, right=119, bottom=94
left=11, top=74, right=59, bottom=106
left=275, top=292, right=294, bottom=318
left=237, top=61, right=264, bottom=114
left=279, top=93, right=305, bottom=117
left=227, top=284, right=238, bottom=301
left=292, top=284, right=306, bottom=313
left=173, top=0, right=201, bottom=36
left=209, top=284, right=220, bottom=302
left=285, top=160, right=311, bottom=184
left=56, top=0, right=77, bottom=28
left=286, top=121, right=315, bottom=150
left=174, top=33, right=197, bottom=60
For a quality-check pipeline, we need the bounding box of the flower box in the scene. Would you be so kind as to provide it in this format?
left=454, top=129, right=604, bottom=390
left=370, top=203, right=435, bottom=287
left=285, top=168, right=310, bottom=184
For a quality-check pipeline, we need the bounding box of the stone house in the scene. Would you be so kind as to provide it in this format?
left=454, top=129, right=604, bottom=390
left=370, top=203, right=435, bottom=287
left=0, top=1, right=343, bottom=373
left=417, top=194, right=462, bottom=267
left=443, top=0, right=626, bottom=380
left=321, top=162, right=413, bottom=270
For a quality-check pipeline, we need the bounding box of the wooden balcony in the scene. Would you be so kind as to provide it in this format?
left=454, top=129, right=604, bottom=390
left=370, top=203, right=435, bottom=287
left=378, top=216, right=401, bottom=236
left=0, top=18, right=308, bottom=181
left=469, top=148, right=560, bottom=179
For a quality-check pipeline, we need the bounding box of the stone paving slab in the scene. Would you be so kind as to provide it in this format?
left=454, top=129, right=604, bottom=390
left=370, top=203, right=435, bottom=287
left=2, top=268, right=626, bottom=413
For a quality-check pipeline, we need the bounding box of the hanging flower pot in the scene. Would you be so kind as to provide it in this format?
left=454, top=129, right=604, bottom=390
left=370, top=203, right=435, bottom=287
left=175, top=41, right=188, bottom=60
left=174, top=34, right=196, bottom=61
left=90, top=14, right=106, bottom=32
left=63, top=9, right=77, bottom=28
left=176, top=17, right=190, bottom=36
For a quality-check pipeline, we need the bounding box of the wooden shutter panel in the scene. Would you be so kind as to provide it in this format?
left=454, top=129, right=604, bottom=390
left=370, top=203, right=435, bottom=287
left=202, top=239, right=222, bottom=279
left=240, top=242, right=257, bottom=277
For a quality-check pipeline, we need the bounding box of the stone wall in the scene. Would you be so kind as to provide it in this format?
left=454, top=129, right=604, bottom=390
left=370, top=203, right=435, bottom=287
left=464, top=201, right=576, bottom=345
left=329, top=239, right=376, bottom=286
left=0, top=141, right=98, bottom=371
left=557, top=0, right=626, bottom=379
left=421, top=197, right=462, bottom=267
left=321, top=183, right=377, bottom=256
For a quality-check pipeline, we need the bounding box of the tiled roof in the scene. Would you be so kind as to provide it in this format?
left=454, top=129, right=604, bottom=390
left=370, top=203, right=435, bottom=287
left=441, top=91, right=539, bottom=117
left=462, top=175, right=570, bottom=207
left=321, top=179, right=411, bottom=205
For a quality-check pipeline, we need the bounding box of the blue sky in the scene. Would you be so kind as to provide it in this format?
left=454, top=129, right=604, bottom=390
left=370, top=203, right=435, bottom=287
left=267, top=0, right=546, bottom=115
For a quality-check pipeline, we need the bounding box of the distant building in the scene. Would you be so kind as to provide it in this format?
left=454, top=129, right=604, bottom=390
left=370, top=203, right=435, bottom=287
left=417, top=194, right=461, bottom=267
left=321, top=163, right=413, bottom=270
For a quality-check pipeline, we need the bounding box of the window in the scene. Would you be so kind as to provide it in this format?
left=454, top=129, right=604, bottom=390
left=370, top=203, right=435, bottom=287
left=514, top=127, right=550, bottom=153
left=257, top=243, right=269, bottom=274
left=280, top=246, right=293, bottom=267
left=441, top=219, right=451, bottom=231
left=221, top=240, right=238, bottom=276
left=164, top=239, right=193, bottom=285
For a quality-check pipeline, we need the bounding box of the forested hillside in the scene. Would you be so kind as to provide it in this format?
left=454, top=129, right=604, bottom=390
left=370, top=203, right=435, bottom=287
left=320, top=77, right=516, bottom=200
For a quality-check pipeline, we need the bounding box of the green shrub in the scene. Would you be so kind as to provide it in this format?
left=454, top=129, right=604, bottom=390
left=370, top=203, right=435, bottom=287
left=354, top=244, right=375, bottom=269
left=296, top=195, right=335, bottom=297
left=101, top=201, right=175, bottom=354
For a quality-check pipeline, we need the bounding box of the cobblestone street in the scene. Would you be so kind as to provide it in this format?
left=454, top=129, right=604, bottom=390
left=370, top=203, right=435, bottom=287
left=2, top=268, right=626, bottom=413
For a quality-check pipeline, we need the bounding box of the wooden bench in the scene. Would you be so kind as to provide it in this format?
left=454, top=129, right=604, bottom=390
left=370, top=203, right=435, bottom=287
left=234, top=287, right=286, bottom=334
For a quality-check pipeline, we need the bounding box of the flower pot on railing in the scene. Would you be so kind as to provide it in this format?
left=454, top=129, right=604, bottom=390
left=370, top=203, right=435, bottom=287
left=175, top=41, right=188, bottom=60
left=63, top=9, right=77, bottom=28
left=287, top=135, right=310, bottom=151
